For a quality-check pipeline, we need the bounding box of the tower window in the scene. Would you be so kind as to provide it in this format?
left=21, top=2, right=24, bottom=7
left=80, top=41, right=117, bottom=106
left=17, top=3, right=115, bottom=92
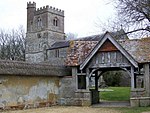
left=37, top=17, right=42, bottom=27
left=37, top=33, right=41, bottom=38
left=53, top=17, right=58, bottom=26
left=55, top=49, right=59, bottom=57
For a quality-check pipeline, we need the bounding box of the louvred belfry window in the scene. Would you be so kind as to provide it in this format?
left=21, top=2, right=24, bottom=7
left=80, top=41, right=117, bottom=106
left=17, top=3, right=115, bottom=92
left=53, top=17, right=58, bottom=26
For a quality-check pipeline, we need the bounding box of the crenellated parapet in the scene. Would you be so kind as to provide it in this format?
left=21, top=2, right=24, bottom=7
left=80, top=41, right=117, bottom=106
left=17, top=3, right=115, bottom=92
left=35, top=5, right=64, bottom=16
left=27, top=1, right=36, bottom=8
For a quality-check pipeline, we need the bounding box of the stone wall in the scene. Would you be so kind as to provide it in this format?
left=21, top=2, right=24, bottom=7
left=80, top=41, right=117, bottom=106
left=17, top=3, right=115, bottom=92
left=47, top=47, right=68, bottom=66
left=131, top=88, right=146, bottom=98
left=26, top=52, right=44, bottom=63
left=130, top=63, right=150, bottom=107
left=48, top=48, right=67, bottom=58
left=58, top=76, right=76, bottom=105
left=0, top=75, right=60, bottom=108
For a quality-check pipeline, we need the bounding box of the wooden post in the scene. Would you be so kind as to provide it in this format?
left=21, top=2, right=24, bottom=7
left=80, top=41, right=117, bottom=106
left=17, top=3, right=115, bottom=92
left=86, top=68, right=90, bottom=90
left=131, top=66, right=135, bottom=89
left=144, top=64, right=150, bottom=97
left=95, top=72, right=98, bottom=90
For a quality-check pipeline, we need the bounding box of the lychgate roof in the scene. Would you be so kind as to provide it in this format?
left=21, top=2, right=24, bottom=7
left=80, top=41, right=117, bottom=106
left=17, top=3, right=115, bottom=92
left=66, top=41, right=97, bottom=66
left=66, top=32, right=150, bottom=67
left=80, top=32, right=138, bottom=69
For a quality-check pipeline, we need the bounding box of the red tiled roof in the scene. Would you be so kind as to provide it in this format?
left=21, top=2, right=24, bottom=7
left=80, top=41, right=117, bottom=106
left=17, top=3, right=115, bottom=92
left=66, top=41, right=97, bottom=66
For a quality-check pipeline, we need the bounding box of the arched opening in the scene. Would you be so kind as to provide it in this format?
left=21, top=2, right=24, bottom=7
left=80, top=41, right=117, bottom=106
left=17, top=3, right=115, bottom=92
left=53, top=17, right=58, bottom=26
left=88, top=66, right=144, bottom=106
left=37, top=17, right=42, bottom=27
left=89, top=68, right=130, bottom=106
left=100, top=71, right=130, bottom=102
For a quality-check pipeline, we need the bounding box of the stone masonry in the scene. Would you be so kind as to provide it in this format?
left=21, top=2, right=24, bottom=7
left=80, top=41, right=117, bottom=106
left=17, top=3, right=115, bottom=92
left=26, top=2, right=65, bottom=63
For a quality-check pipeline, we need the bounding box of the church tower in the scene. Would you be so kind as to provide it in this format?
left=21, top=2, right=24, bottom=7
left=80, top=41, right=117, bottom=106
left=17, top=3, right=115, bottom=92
left=26, top=2, right=65, bottom=62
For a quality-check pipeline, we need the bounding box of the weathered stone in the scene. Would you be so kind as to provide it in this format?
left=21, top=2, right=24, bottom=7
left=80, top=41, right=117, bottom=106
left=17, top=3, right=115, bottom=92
left=130, top=98, right=140, bottom=107
left=82, top=100, right=91, bottom=106
left=130, top=88, right=146, bottom=97
left=0, top=75, right=60, bottom=106
left=26, top=2, right=65, bottom=63
left=139, top=97, right=150, bottom=107
left=130, top=97, right=150, bottom=107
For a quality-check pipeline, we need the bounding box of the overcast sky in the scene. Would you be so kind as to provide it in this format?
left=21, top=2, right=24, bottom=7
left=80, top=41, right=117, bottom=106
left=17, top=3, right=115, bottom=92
left=0, top=0, right=115, bottom=37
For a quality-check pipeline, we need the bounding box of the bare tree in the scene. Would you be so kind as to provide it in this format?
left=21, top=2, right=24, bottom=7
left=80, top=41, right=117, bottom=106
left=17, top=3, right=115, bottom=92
left=115, top=0, right=150, bottom=36
left=0, top=26, right=26, bottom=61
left=95, top=0, right=150, bottom=38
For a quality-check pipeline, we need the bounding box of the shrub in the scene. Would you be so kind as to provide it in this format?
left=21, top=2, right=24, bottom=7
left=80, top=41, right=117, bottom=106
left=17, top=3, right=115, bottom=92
left=103, top=71, right=122, bottom=86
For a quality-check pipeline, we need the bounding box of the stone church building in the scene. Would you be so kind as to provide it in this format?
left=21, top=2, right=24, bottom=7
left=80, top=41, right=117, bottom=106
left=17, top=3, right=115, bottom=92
left=0, top=1, right=150, bottom=109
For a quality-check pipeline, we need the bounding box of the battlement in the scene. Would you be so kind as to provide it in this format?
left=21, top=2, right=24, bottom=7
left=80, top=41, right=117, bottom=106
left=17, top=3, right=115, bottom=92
left=27, top=1, right=36, bottom=8
left=35, top=5, right=64, bottom=16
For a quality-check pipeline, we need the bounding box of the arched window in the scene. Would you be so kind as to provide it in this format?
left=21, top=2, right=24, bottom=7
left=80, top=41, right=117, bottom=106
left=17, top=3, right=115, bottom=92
left=37, top=33, right=41, bottom=38
left=53, top=17, right=58, bottom=26
left=55, top=49, right=59, bottom=57
left=37, top=17, right=42, bottom=27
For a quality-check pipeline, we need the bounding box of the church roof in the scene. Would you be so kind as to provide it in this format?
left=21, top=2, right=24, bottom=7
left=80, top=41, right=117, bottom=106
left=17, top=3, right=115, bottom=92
left=119, top=37, right=150, bottom=63
left=49, top=41, right=70, bottom=50
left=0, top=60, right=71, bottom=76
left=48, top=29, right=127, bottom=50
left=76, top=29, right=128, bottom=41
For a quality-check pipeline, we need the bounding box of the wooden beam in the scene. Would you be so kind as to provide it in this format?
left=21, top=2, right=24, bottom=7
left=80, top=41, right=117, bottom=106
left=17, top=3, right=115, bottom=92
left=131, top=66, right=135, bottom=89
left=144, top=64, right=150, bottom=97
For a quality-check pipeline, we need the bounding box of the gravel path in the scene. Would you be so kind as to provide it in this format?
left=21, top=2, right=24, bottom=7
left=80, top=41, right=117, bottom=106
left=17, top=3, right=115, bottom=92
left=2, top=106, right=121, bottom=113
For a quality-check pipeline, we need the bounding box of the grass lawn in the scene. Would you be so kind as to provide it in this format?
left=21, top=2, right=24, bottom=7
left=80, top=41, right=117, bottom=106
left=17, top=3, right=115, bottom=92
left=100, top=87, right=150, bottom=113
left=100, top=87, right=130, bottom=101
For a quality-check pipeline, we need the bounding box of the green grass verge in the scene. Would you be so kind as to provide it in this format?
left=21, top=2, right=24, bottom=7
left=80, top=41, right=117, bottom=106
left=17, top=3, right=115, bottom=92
left=100, top=87, right=130, bottom=101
